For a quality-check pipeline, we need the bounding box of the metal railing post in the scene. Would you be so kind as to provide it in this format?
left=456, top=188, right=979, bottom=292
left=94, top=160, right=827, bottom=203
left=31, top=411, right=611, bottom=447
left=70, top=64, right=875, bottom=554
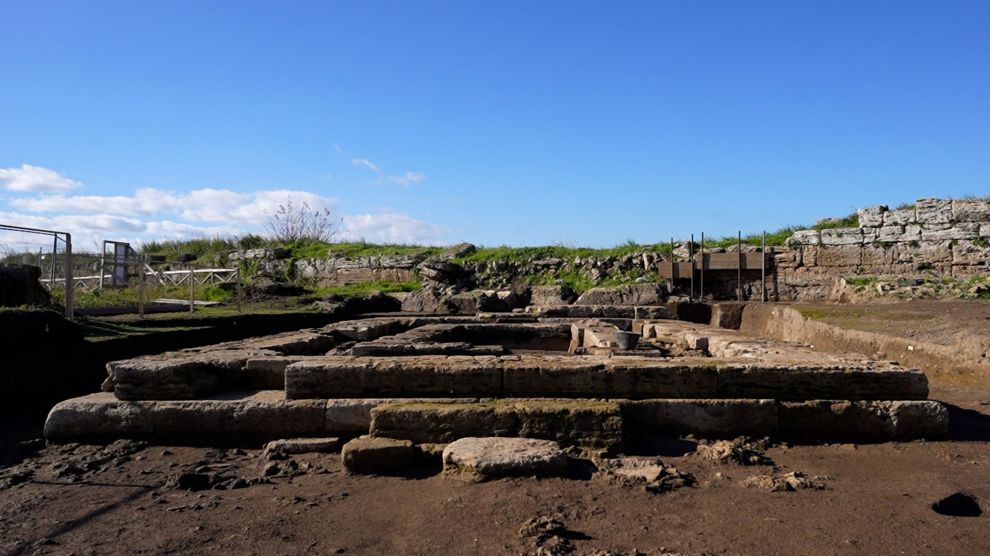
left=64, top=234, right=74, bottom=320
left=188, top=265, right=195, bottom=314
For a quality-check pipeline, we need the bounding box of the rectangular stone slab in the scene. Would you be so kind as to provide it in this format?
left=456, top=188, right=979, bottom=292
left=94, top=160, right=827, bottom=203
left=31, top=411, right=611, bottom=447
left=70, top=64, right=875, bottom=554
left=621, top=399, right=778, bottom=437
left=285, top=354, right=920, bottom=401
left=370, top=399, right=624, bottom=449
left=715, top=364, right=929, bottom=401
left=778, top=400, right=949, bottom=441
left=45, top=391, right=327, bottom=444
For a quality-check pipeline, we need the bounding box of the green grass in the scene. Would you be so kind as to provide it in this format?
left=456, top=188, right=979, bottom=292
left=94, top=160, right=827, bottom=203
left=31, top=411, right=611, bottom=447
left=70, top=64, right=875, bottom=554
left=845, top=276, right=879, bottom=287
left=455, top=242, right=674, bottom=265
left=50, top=283, right=234, bottom=309
left=810, top=212, right=860, bottom=230
left=314, top=280, right=421, bottom=298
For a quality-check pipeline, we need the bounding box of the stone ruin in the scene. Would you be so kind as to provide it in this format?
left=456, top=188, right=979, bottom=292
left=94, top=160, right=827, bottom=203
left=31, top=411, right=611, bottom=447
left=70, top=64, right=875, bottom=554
left=44, top=301, right=949, bottom=477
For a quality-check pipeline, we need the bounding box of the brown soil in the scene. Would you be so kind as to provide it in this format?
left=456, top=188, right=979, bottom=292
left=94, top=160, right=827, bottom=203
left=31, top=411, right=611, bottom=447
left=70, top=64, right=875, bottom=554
left=3, top=301, right=990, bottom=555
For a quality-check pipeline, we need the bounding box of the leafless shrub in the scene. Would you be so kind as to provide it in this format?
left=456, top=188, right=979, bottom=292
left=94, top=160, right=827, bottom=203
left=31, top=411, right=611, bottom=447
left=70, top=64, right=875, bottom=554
left=264, top=196, right=341, bottom=243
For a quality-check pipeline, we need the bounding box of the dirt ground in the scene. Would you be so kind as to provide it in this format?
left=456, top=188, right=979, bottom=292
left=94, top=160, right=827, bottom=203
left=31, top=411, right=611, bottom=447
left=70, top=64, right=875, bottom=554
left=794, top=300, right=990, bottom=355
left=2, top=302, right=990, bottom=556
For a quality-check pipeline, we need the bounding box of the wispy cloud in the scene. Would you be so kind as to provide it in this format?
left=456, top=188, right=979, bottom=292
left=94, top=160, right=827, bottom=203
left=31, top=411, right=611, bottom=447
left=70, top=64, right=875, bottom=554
left=0, top=164, right=82, bottom=192
left=347, top=154, right=425, bottom=187
left=351, top=158, right=382, bottom=174
left=386, top=171, right=426, bottom=186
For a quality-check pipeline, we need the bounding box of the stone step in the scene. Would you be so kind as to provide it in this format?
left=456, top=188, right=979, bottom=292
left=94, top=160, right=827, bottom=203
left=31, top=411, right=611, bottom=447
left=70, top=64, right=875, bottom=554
left=44, top=391, right=948, bottom=445
left=285, top=355, right=928, bottom=401
left=371, top=398, right=948, bottom=445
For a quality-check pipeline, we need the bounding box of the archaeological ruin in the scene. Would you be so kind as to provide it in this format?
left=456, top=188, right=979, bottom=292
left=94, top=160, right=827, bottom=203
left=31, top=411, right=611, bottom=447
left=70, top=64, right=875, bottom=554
left=45, top=299, right=949, bottom=477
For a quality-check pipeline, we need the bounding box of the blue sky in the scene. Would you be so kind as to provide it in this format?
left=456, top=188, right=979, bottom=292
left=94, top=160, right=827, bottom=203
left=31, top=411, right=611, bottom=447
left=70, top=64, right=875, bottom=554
left=1, top=1, right=988, bottom=250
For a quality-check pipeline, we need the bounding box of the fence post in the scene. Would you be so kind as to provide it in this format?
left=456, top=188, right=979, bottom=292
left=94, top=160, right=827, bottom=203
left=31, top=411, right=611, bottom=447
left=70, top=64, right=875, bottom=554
left=64, top=234, right=74, bottom=320
left=188, top=265, right=195, bottom=314
left=138, top=254, right=146, bottom=318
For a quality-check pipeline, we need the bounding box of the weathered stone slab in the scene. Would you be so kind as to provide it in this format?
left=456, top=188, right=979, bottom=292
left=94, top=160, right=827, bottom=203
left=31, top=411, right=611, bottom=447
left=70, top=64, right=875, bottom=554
left=110, top=349, right=281, bottom=400
left=883, top=208, right=916, bottom=226
left=574, top=284, right=665, bottom=306
left=263, top=437, right=340, bottom=457
left=778, top=400, right=948, bottom=440
left=341, top=436, right=417, bottom=474
left=286, top=356, right=504, bottom=398
left=442, top=437, right=568, bottom=481
left=857, top=205, right=887, bottom=227
left=820, top=228, right=863, bottom=246
left=524, top=305, right=668, bottom=319
left=951, top=199, right=990, bottom=222
left=916, top=198, right=953, bottom=224
left=921, top=223, right=980, bottom=241
left=243, top=330, right=336, bottom=355
left=815, top=245, right=862, bottom=267
left=370, top=399, right=623, bottom=449
left=786, top=230, right=821, bottom=246
left=44, top=391, right=327, bottom=444
left=621, top=399, right=778, bottom=437
left=715, top=365, right=929, bottom=401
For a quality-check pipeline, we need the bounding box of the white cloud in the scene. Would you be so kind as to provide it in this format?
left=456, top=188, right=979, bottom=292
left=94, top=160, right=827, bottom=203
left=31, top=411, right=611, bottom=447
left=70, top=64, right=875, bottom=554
left=1, top=186, right=447, bottom=251
left=386, top=171, right=426, bottom=186
left=0, top=164, right=82, bottom=192
left=349, top=157, right=425, bottom=187
left=351, top=158, right=381, bottom=173
left=340, top=211, right=448, bottom=244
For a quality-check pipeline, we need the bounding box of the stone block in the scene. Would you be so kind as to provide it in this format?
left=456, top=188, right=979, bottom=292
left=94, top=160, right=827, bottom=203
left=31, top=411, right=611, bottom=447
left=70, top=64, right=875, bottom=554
left=857, top=205, right=887, bottom=227
left=442, top=437, right=568, bottom=481
left=877, top=225, right=921, bottom=243
left=786, top=230, right=821, bottom=246
left=263, top=437, right=340, bottom=457
left=44, top=391, right=327, bottom=444
left=815, top=245, right=862, bottom=267
left=341, top=436, right=417, bottom=474
left=110, top=349, right=281, bottom=400
left=285, top=356, right=503, bottom=398
left=894, top=241, right=952, bottom=264
left=883, top=208, right=916, bottom=226
left=952, top=199, right=990, bottom=222
left=916, top=198, right=952, bottom=224
left=861, top=245, right=898, bottom=267
left=715, top=365, right=929, bottom=401
left=921, top=223, right=980, bottom=241
left=620, top=399, right=778, bottom=438
left=820, top=228, right=864, bottom=246
left=369, top=399, right=623, bottom=449
left=777, top=400, right=947, bottom=441
left=951, top=240, right=990, bottom=265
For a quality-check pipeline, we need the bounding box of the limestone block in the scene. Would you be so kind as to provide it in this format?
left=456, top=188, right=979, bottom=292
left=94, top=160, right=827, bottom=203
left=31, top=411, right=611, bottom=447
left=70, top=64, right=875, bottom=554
left=786, top=230, right=820, bottom=246
left=916, top=198, right=952, bottom=224
left=981, top=224, right=990, bottom=238
left=44, top=391, right=327, bottom=444
left=861, top=245, right=899, bottom=267
left=921, top=223, right=980, bottom=241
left=263, top=437, right=340, bottom=457
left=442, top=437, right=568, bottom=481
left=620, top=399, right=778, bottom=437
left=341, top=436, right=417, bottom=474
left=877, top=224, right=921, bottom=243
left=815, top=245, right=862, bottom=267
left=857, top=205, right=887, bottom=227
left=110, top=349, right=281, bottom=401
left=894, top=241, right=952, bottom=264
left=820, top=228, right=863, bottom=246
left=883, top=208, right=916, bottom=226
left=285, top=356, right=503, bottom=398
left=715, top=365, right=929, bottom=401
left=369, top=399, right=623, bottom=449
left=777, top=400, right=947, bottom=441
left=952, top=199, right=990, bottom=222
left=951, top=240, right=990, bottom=265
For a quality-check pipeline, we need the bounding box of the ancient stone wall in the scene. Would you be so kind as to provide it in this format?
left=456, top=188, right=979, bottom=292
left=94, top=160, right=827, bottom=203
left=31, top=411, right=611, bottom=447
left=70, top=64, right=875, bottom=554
left=778, top=198, right=990, bottom=300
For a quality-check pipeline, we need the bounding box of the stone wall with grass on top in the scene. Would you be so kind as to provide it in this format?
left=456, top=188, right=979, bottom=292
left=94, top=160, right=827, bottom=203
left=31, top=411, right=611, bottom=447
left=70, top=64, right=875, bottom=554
left=778, top=198, right=990, bottom=300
